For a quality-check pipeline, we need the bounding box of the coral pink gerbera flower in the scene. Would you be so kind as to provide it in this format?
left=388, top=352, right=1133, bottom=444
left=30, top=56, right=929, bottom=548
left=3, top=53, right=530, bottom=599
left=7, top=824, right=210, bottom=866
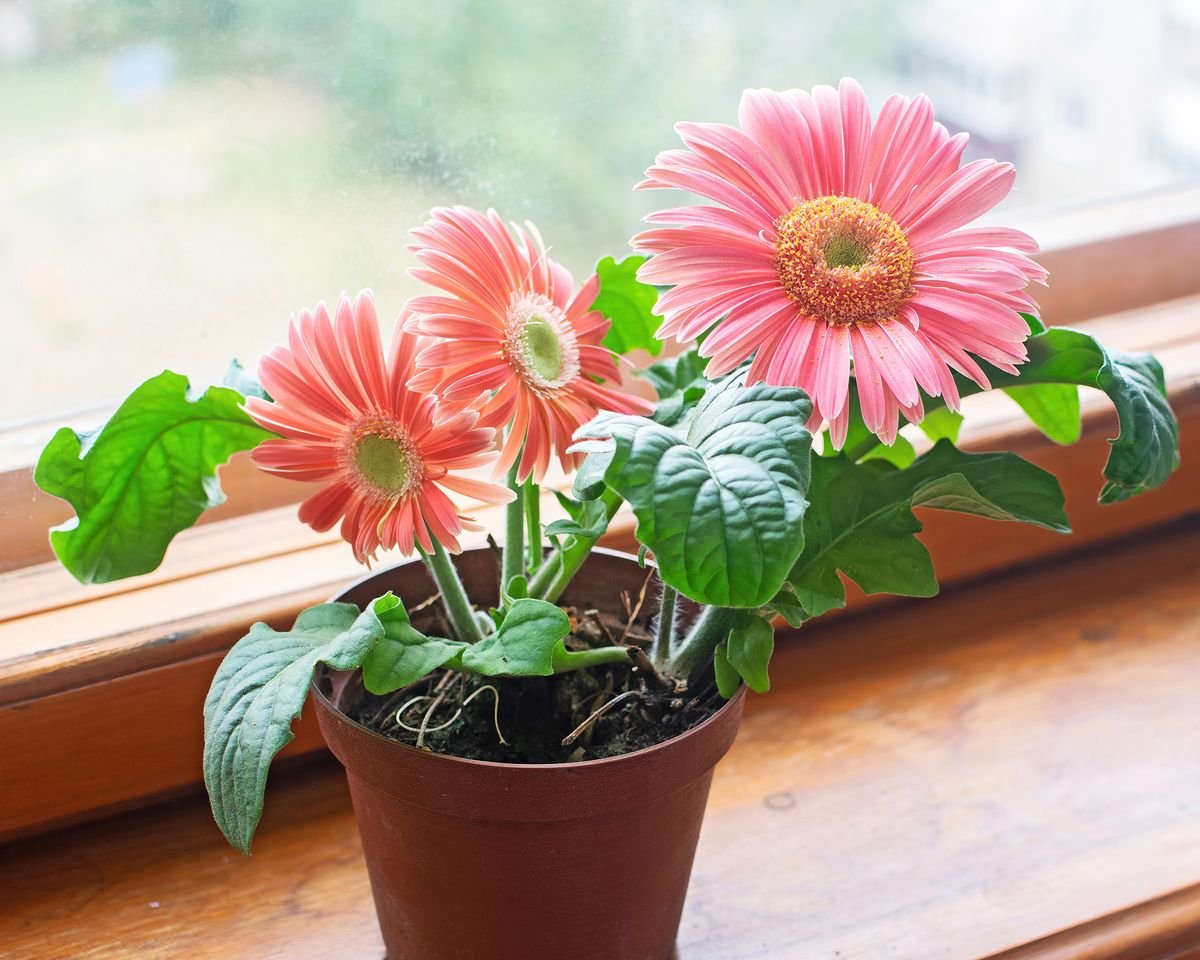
left=633, top=78, right=1048, bottom=445
left=406, top=206, right=653, bottom=482
left=246, top=291, right=513, bottom=563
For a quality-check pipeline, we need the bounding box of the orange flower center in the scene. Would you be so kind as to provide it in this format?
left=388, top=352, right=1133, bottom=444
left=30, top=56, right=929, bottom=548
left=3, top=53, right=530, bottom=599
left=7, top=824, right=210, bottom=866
left=504, top=293, right=580, bottom=393
left=344, top=416, right=423, bottom=501
left=775, top=196, right=915, bottom=326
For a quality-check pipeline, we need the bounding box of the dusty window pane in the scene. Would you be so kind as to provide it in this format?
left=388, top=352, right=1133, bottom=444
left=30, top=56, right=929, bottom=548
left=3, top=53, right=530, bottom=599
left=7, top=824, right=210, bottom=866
left=2, top=0, right=1196, bottom=425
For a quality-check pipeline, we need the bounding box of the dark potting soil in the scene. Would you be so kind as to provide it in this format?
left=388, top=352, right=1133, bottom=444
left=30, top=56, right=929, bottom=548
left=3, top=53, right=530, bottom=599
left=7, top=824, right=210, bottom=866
left=343, top=605, right=723, bottom=763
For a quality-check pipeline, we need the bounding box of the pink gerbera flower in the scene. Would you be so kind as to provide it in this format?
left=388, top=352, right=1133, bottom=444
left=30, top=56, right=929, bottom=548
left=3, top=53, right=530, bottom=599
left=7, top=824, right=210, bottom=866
left=246, top=291, right=513, bottom=563
left=633, top=78, right=1048, bottom=445
left=406, top=206, right=653, bottom=482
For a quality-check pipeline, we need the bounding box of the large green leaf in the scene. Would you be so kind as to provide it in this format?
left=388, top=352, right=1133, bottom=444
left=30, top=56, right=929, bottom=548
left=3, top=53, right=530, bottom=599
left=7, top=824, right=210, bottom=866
left=573, top=372, right=813, bottom=608
left=205, top=592, right=469, bottom=852
left=846, top=323, right=1179, bottom=503
left=361, top=603, right=467, bottom=694
left=916, top=407, right=964, bottom=444
left=780, top=441, right=1069, bottom=620
left=985, top=328, right=1178, bottom=502
left=592, top=255, right=663, bottom=356
left=203, top=596, right=399, bottom=853
left=1003, top=383, right=1081, bottom=444
left=862, top=434, right=916, bottom=468
left=35, top=370, right=276, bottom=583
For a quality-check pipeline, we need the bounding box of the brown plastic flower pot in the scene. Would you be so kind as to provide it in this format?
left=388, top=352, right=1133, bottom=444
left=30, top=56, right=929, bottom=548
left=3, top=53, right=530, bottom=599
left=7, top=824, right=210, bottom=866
left=312, top=547, right=745, bottom=960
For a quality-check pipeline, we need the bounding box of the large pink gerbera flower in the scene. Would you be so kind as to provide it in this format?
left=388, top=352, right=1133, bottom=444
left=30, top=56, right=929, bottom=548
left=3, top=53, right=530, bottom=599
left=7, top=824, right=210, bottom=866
left=633, top=78, right=1048, bottom=445
left=246, top=291, right=513, bottom=563
left=406, top=206, right=653, bottom=483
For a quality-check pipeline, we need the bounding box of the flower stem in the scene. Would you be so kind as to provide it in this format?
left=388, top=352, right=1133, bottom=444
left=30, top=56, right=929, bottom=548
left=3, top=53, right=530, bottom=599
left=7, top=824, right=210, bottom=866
left=528, top=487, right=623, bottom=603
left=419, top=539, right=484, bottom=645
left=650, top=582, right=677, bottom=667
left=524, top=478, right=541, bottom=573
left=670, top=605, right=734, bottom=682
left=553, top=644, right=634, bottom=674
left=501, top=461, right=525, bottom=588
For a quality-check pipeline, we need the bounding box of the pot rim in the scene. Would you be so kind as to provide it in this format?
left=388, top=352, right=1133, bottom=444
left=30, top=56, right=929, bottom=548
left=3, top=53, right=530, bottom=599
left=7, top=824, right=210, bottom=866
left=332, top=543, right=652, bottom=597
left=311, top=545, right=747, bottom=774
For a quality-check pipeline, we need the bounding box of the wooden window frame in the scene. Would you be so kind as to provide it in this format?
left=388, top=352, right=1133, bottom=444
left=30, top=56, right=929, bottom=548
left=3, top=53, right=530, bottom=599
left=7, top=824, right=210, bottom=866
left=3, top=184, right=1198, bottom=573
left=1, top=188, right=1198, bottom=841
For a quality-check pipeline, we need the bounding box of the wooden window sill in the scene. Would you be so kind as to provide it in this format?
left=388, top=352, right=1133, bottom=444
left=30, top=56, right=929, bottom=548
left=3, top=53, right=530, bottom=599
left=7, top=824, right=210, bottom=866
left=0, top=293, right=1198, bottom=840
left=3, top=522, right=1198, bottom=959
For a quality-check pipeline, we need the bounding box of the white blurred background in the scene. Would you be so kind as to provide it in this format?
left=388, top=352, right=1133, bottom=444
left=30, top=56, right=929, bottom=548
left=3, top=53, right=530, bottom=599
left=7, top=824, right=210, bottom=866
left=2, top=0, right=1197, bottom=426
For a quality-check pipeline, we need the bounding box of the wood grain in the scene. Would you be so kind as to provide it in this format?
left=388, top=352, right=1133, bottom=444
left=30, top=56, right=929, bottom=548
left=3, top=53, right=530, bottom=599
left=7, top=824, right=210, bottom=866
left=0, top=384, right=1196, bottom=841
left=2, top=523, right=1198, bottom=960
left=1, top=372, right=1196, bottom=842
left=0, top=291, right=1196, bottom=842
left=981, top=884, right=1200, bottom=960
left=1035, top=218, right=1200, bottom=326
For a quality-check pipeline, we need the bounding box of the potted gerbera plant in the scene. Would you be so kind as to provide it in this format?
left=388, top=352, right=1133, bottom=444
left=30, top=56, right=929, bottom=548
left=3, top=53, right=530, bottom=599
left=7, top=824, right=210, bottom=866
left=36, top=80, right=1179, bottom=960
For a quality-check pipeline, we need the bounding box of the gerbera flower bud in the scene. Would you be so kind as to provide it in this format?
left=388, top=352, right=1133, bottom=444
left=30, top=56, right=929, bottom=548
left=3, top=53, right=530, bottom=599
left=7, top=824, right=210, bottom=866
left=245, top=291, right=514, bottom=563
left=634, top=78, right=1048, bottom=446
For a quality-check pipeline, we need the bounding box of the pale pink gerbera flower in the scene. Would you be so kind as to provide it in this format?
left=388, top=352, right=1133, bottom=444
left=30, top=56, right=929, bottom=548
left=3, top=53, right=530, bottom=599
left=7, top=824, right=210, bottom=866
left=406, top=206, right=653, bottom=482
left=246, top=291, right=513, bottom=563
left=633, top=78, right=1048, bottom=445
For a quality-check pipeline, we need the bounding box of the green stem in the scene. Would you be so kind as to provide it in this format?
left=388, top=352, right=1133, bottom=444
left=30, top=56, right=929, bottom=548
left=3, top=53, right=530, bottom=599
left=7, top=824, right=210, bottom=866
left=419, top=539, right=484, bottom=645
left=528, top=488, right=623, bottom=603
left=524, top=479, right=541, bottom=573
left=553, top=644, right=634, bottom=674
left=501, top=462, right=525, bottom=588
left=650, top=582, right=677, bottom=667
left=671, top=605, right=734, bottom=681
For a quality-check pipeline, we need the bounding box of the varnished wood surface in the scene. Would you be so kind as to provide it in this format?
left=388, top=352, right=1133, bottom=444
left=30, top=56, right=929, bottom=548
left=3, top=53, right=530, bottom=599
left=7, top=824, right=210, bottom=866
left=0, top=292, right=1196, bottom=839
left=982, top=884, right=1200, bottom=960
left=2, top=523, right=1198, bottom=960
left=1, top=363, right=1196, bottom=841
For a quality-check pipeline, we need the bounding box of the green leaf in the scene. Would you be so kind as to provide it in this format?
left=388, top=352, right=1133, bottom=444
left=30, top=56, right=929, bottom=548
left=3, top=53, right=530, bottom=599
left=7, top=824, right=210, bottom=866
left=712, top=642, right=741, bottom=699
left=638, top=349, right=710, bottom=426
left=822, top=388, right=916, bottom=460
left=845, top=323, right=1178, bottom=503
left=502, top=575, right=529, bottom=602
left=783, top=441, right=1069, bottom=618
left=460, top=598, right=572, bottom=676
left=544, top=496, right=609, bottom=539
left=766, top=592, right=808, bottom=628
left=571, top=438, right=616, bottom=501
left=361, top=597, right=467, bottom=694
left=986, top=328, right=1178, bottom=502
left=861, top=433, right=916, bottom=468
left=1003, top=383, right=1081, bottom=444
left=847, top=324, right=1179, bottom=501
left=917, top=407, right=964, bottom=444
left=222, top=359, right=271, bottom=401
left=592, top=255, right=663, bottom=356
left=726, top=612, right=775, bottom=693
left=203, top=596, right=395, bottom=853
left=639, top=349, right=708, bottom=398
left=573, top=372, right=813, bottom=608
left=34, top=370, right=276, bottom=584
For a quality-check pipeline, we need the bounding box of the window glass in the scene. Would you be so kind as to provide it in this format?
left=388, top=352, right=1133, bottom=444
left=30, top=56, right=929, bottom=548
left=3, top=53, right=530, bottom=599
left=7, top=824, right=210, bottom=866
left=3, top=0, right=1197, bottom=426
